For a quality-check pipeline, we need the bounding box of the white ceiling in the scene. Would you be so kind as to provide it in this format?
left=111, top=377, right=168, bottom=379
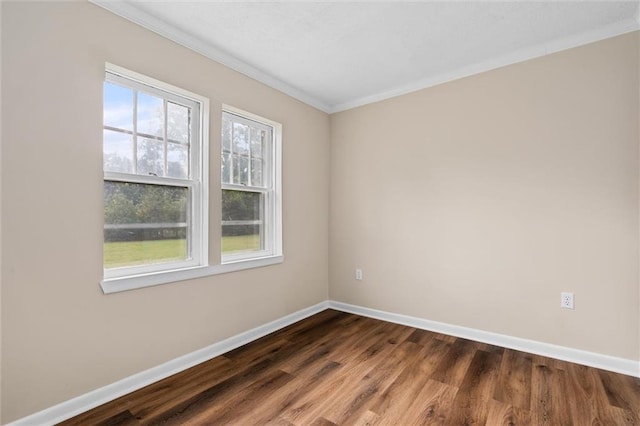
left=92, top=1, right=640, bottom=113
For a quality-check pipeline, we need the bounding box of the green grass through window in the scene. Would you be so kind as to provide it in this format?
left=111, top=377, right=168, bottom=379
left=104, top=235, right=261, bottom=268
left=221, top=234, right=260, bottom=254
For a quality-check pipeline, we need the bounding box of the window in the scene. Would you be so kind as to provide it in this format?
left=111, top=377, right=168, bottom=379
left=100, top=66, right=281, bottom=294
left=221, top=108, right=282, bottom=263
left=102, top=64, right=208, bottom=283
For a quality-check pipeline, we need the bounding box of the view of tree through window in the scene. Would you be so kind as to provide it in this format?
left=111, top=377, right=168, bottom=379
left=103, top=77, right=194, bottom=270
left=222, top=190, right=262, bottom=253
left=104, top=182, right=189, bottom=268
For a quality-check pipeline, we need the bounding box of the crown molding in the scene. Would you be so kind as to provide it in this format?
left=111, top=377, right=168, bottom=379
left=328, top=17, right=640, bottom=113
left=89, top=0, right=332, bottom=113
left=90, top=1, right=638, bottom=115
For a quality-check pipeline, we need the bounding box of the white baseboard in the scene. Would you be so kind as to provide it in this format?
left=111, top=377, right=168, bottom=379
left=9, top=301, right=330, bottom=426
left=10, top=298, right=639, bottom=425
left=328, top=300, right=640, bottom=379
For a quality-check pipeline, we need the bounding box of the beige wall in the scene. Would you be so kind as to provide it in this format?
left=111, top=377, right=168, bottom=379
left=0, top=2, right=330, bottom=422
left=330, top=33, right=640, bottom=362
left=2, top=1, right=640, bottom=423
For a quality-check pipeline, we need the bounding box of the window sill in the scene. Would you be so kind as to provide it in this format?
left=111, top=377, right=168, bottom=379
left=100, top=255, right=284, bottom=294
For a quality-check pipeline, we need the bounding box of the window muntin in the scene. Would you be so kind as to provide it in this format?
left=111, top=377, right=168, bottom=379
left=221, top=110, right=280, bottom=262
left=103, top=67, right=206, bottom=280
left=103, top=80, right=193, bottom=178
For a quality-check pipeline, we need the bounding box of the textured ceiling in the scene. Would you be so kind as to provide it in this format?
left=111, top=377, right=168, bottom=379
left=92, top=1, right=640, bottom=113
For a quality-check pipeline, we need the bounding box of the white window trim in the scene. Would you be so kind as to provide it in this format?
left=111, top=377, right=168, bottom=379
left=101, top=63, right=210, bottom=293
left=101, top=256, right=284, bottom=294
left=221, top=105, right=283, bottom=264
left=100, top=67, right=284, bottom=294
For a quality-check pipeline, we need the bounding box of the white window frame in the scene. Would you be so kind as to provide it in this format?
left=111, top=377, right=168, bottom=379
left=101, top=63, right=209, bottom=292
left=221, top=106, right=283, bottom=265
left=100, top=67, right=283, bottom=295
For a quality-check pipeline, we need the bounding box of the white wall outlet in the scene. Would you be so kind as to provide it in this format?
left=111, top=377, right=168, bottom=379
left=561, top=292, right=574, bottom=309
left=355, top=268, right=363, bottom=281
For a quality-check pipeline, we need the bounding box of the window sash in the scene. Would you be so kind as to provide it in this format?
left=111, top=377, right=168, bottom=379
left=221, top=187, right=273, bottom=261
left=221, top=109, right=278, bottom=263
left=222, top=111, right=273, bottom=189
left=105, top=71, right=201, bottom=181
left=103, top=178, right=200, bottom=278
left=103, top=65, right=206, bottom=280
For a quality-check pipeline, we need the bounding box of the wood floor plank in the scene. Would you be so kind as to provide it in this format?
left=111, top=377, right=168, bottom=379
left=445, top=347, right=503, bottom=425
left=58, top=310, right=640, bottom=426
left=589, top=366, right=640, bottom=425
left=124, top=357, right=238, bottom=421
left=531, top=363, right=574, bottom=426
left=326, top=320, right=406, bottom=365
left=352, top=410, right=380, bottom=426
left=226, top=360, right=343, bottom=425
left=429, top=338, right=479, bottom=387
left=327, top=340, right=422, bottom=425
left=186, top=368, right=295, bottom=425
left=101, top=411, right=141, bottom=426
left=143, top=335, right=313, bottom=424
left=142, top=363, right=289, bottom=425
left=368, top=339, right=451, bottom=421
left=598, top=368, right=640, bottom=421
left=431, top=332, right=457, bottom=344
left=563, top=363, right=599, bottom=425
left=493, top=349, right=532, bottom=410
left=309, top=417, right=338, bottom=426
left=278, top=320, right=364, bottom=375
left=607, top=407, right=640, bottom=426
left=278, top=311, right=363, bottom=349
left=270, top=418, right=296, bottom=426
left=406, top=328, right=435, bottom=346
left=60, top=400, right=133, bottom=426
left=401, top=379, right=458, bottom=425
left=274, top=309, right=350, bottom=341
left=282, top=325, right=413, bottom=425
left=485, top=399, right=531, bottom=426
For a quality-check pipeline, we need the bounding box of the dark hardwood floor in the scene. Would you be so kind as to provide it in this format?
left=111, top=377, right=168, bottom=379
left=59, top=309, right=640, bottom=425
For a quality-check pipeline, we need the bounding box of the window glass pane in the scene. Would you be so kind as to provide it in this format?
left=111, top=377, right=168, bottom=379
left=103, top=82, right=133, bottom=131
left=103, top=130, right=133, bottom=173
left=251, top=158, right=263, bottom=187
left=167, top=102, right=189, bottom=144
left=104, top=181, right=189, bottom=268
left=222, top=153, right=231, bottom=184
left=137, top=92, right=164, bottom=137
left=137, top=137, right=164, bottom=177
left=167, top=142, right=188, bottom=179
left=232, top=122, right=249, bottom=156
left=222, top=116, right=232, bottom=153
left=250, top=128, right=263, bottom=159
left=221, top=190, right=262, bottom=254
left=233, top=155, right=249, bottom=185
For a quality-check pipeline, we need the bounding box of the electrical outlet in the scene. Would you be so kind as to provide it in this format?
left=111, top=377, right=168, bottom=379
left=355, top=269, right=363, bottom=281
left=561, top=292, right=574, bottom=309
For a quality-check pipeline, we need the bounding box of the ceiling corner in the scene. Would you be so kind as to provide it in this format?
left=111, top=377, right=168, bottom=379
left=88, top=0, right=332, bottom=114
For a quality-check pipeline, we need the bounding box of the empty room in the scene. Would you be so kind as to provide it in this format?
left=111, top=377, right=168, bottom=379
left=1, top=1, right=640, bottom=425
